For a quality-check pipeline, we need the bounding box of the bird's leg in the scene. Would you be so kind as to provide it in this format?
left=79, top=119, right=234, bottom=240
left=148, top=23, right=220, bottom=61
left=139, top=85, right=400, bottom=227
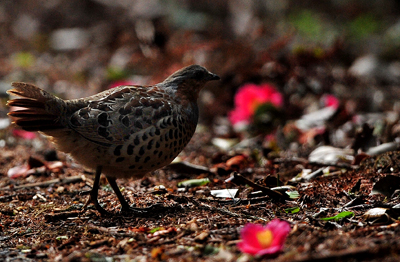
left=85, top=166, right=109, bottom=215
left=105, top=176, right=131, bottom=211
left=106, top=176, right=163, bottom=214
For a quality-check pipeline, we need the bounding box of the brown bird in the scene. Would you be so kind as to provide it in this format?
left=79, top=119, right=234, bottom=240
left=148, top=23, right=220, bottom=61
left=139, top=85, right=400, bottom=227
left=7, top=65, right=220, bottom=215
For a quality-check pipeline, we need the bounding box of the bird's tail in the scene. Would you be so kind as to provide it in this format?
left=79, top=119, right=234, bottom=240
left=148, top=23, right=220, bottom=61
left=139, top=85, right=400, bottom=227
left=7, top=82, right=67, bottom=132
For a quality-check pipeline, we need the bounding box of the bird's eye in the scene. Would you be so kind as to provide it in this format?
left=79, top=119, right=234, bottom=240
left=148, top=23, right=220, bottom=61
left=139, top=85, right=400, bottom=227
left=193, top=70, right=204, bottom=79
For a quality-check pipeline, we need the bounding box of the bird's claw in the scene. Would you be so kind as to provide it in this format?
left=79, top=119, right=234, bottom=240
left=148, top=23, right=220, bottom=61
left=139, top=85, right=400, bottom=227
left=83, top=194, right=111, bottom=215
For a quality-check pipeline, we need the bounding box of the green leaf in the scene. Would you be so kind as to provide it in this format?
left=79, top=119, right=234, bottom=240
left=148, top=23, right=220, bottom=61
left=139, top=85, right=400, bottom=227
left=321, top=211, right=354, bottom=221
left=285, top=207, right=300, bottom=214
left=286, top=190, right=300, bottom=199
left=203, top=245, right=219, bottom=256
left=56, top=236, right=68, bottom=241
left=149, top=227, right=163, bottom=234
left=178, top=178, right=210, bottom=187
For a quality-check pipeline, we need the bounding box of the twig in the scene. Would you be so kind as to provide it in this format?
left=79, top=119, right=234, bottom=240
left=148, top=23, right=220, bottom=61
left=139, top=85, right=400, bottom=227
left=273, top=157, right=357, bottom=169
left=86, top=224, right=139, bottom=237
left=0, top=175, right=85, bottom=190
left=158, top=231, right=186, bottom=244
left=44, top=210, right=81, bottom=222
left=233, top=172, right=289, bottom=201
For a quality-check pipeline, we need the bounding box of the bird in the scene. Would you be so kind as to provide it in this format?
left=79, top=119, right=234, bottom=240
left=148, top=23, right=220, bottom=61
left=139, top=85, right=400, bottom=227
left=7, top=65, right=220, bottom=215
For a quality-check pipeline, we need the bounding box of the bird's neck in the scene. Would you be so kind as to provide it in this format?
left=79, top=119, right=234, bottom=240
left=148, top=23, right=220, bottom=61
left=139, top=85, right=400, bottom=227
left=161, top=82, right=201, bottom=107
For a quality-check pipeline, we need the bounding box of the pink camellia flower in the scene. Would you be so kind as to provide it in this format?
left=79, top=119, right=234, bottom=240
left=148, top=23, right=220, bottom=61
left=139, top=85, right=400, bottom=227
left=229, top=83, right=283, bottom=128
left=237, top=219, right=291, bottom=256
left=322, top=94, right=339, bottom=109
left=12, top=129, right=37, bottom=140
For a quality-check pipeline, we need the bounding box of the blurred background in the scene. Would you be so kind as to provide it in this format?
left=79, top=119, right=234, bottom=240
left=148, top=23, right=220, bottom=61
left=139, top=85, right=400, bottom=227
left=1, top=0, right=400, bottom=149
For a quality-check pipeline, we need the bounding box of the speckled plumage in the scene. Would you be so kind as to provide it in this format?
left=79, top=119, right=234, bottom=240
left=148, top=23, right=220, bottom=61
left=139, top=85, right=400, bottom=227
left=7, top=65, right=220, bottom=214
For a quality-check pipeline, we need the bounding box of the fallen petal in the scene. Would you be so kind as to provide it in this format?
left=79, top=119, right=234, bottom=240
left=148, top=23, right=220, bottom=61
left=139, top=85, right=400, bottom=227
left=7, top=164, right=30, bottom=179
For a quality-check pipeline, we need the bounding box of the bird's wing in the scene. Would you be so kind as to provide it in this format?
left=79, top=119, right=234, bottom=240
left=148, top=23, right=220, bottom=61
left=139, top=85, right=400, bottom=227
left=67, top=85, right=175, bottom=146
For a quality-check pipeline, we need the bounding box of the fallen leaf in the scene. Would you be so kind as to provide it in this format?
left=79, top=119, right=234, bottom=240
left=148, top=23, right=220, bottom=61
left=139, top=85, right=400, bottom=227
left=321, top=211, right=354, bottom=221
left=308, top=146, right=354, bottom=165
left=178, top=178, right=210, bottom=187
left=210, top=189, right=239, bottom=198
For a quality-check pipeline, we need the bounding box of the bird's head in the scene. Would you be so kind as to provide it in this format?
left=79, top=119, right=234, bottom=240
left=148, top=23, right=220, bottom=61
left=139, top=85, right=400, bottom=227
left=163, top=65, right=220, bottom=100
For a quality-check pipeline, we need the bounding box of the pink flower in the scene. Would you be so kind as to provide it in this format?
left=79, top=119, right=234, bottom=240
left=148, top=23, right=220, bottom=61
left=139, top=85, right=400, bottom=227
left=229, top=83, right=283, bottom=126
left=237, top=219, right=291, bottom=256
left=12, top=129, right=37, bottom=140
left=322, top=94, right=339, bottom=109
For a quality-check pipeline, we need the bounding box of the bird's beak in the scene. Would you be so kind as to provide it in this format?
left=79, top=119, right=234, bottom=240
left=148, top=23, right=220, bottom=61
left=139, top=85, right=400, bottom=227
left=207, top=72, right=220, bottom=81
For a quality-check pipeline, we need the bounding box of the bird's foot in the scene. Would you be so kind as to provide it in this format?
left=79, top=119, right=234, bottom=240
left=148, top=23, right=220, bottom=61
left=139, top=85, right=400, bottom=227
left=83, top=194, right=110, bottom=215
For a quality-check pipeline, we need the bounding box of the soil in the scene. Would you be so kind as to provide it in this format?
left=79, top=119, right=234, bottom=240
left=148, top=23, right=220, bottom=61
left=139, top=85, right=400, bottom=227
left=1, top=133, right=400, bottom=261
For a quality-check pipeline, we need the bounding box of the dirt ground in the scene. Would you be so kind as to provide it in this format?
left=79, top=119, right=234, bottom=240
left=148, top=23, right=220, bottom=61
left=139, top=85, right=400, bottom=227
left=1, top=132, right=400, bottom=261
left=2, top=1, right=400, bottom=261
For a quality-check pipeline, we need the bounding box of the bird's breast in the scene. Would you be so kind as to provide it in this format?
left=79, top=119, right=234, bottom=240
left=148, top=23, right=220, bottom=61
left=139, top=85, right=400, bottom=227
left=102, top=113, right=198, bottom=177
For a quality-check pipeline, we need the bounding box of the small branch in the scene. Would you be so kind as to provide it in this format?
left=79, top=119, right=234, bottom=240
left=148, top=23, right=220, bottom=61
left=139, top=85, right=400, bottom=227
left=233, top=172, right=289, bottom=201
left=0, top=175, right=85, bottom=190
left=86, top=224, right=139, bottom=237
